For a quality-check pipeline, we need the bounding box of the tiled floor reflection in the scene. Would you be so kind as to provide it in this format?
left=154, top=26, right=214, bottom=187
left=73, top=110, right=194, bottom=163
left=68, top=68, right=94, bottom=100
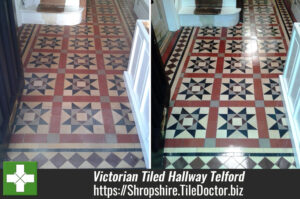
left=8, top=0, right=145, bottom=169
left=163, top=0, right=296, bottom=169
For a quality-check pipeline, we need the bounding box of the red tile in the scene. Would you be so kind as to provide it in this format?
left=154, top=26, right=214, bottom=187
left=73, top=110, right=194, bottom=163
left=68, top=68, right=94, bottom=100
left=256, top=107, right=269, bottom=138
left=60, top=134, right=106, bottom=143
left=10, top=134, right=24, bottom=143
left=24, top=134, right=47, bottom=143
left=206, top=107, right=218, bottom=138
left=216, top=139, right=260, bottom=147
left=117, top=134, right=140, bottom=143
left=49, top=102, right=62, bottom=133
left=165, top=139, right=205, bottom=147
left=270, top=139, right=292, bottom=148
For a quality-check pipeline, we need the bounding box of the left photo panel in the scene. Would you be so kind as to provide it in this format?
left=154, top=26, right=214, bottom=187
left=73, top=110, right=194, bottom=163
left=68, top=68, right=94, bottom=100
left=0, top=0, right=150, bottom=168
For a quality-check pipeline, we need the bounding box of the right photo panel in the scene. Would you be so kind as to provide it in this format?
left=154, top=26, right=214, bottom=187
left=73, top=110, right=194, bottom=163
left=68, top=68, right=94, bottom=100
left=152, top=0, right=298, bottom=169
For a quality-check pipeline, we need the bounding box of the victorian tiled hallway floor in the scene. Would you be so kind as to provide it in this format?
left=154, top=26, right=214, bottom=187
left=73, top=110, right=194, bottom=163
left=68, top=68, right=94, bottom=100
left=163, top=0, right=297, bottom=169
left=4, top=0, right=145, bottom=168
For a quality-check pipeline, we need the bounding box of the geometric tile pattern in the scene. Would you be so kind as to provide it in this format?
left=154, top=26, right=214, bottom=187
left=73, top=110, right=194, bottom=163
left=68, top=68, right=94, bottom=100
left=186, top=56, right=217, bottom=73
left=60, top=103, right=103, bottom=134
left=13, top=102, right=52, bottom=134
left=165, top=27, right=194, bottom=82
left=221, top=78, right=254, bottom=101
left=262, top=78, right=282, bottom=101
left=164, top=153, right=296, bottom=169
left=28, top=52, right=60, bottom=69
left=166, top=107, right=209, bottom=138
left=66, top=53, right=97, bottom=70
left=107, top=74, right=127, bottom=96
left=163, top=0, right=296, bottom=169
left=10, top=0, right=144, bottom=169
left=177, top=78, right=213, bottom=100
left=266, top=107, right=289, bottom=139
left=217, top=107, right=258, bottom=139
left=111, top=103, right=136, bottom=134
left=259, top=57, right=286, bottom=74
left=24, top=73, right=56, bottom=96
left=4, top=151, right=145, bottom=169
left=64, top=74, right=100, bottom=96
left=223, top=57, right=252, bottom=74
left=115, top=0, right=137, bottom=36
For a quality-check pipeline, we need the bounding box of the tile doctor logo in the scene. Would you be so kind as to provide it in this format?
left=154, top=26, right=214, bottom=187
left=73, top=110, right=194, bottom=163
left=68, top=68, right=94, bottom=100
left=3, top=161, right=37, bottom=196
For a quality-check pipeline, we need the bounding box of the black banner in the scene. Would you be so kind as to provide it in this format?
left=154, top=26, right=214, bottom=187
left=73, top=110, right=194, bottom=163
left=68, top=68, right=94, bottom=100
left=0, top=170, right=298, bottom=198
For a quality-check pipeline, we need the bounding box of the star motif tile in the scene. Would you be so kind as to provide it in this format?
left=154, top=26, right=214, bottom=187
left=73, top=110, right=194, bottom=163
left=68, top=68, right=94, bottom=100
left=243, top=15, right=251, bottom=24
left=192, top=39, right=220, bottom=53
left=255, top=15, right=277, bottom=24
left=217, top=107, right=258, bottom=138
left=99, top=25, right=125, bottom=36
left=39, top=25, right=64, bottom=34
left=220, top=78, right=254, bottom=100
left=60, top=102, right=104, bottom=134
left=176, top=78, right=213, bottom=101
left=24, top=73, right=56, bottom=96
left=227, top=26, right=251, bottom=37
left=96, top=7, right=117, bottom=14
left=35, top=36, right=62, bottom=49
left=166, top=107, right=209, bottom=138
left=254, top=5, right=274, bottom=14
left=64, top=74, right=100, bottom=96
left=256, top=25, right=281, bottom=37
left=103, top=54, right=129, bottom=70
left=106, top=74, right=127, bottom=96
left=13, top=102, right=52, bottom=134
left=197, top=27, right=221, bottom=37
left=225, top=40, right=257, bottom=54
left=185, top=56, right=216, bottom=73
left=95, top=0, right=113, bottom=6
left=27, top=52, right=60, bottom=69
left=70, top=25, right=94, bottom=36
left=262, top=78, right=282, bottom=101
left=101, top=38, right=129, bottom=51
left=266, top=107, right=289, bottom=139
left=97, top=15, right=120, bottom=24
left=259, top=56, right=286, bottom=73
left=253, top=0, right=273, bottom=5
left=223, top=57, right=253, bottom=74
left=68, top=38, right=95, bottom=50
left=66, top=53, right=97, bottom=70
left=111, top=103, right=136, bottom=134
left=258, top=39, right=286, bottom=53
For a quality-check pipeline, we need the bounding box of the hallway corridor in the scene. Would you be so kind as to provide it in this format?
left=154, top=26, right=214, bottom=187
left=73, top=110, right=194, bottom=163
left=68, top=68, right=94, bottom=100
left=163, top=0, right=296, bottom=169
left=4, top=0, right=145, bottom=169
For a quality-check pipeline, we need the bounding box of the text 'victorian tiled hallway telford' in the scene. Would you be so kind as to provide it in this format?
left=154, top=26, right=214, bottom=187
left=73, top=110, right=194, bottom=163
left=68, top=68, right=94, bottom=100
left=163, top=0, right=297, bottom=169
left=4, top=0, right=145, bottom=168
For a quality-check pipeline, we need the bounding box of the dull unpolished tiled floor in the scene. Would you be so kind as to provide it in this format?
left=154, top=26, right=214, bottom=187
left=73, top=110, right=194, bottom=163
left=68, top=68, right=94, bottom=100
left=5, top=0, right=145, bottom=169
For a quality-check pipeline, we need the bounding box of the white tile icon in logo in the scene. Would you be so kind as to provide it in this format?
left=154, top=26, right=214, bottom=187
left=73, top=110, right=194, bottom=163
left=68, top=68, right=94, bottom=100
left=6, top=164, right=35, bottom=192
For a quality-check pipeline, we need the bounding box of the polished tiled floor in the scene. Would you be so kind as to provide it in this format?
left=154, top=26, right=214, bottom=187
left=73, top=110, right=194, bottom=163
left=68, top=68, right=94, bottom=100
left=163, top=0, right=296, bottom=169
left=6, top=0, right=145, bottom=168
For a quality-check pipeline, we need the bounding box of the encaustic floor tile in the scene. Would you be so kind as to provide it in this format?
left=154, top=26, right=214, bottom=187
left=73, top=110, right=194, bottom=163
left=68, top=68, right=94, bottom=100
left=163, top=0, right=296, bottom=169
left=10, top=0, right=144, bottom=169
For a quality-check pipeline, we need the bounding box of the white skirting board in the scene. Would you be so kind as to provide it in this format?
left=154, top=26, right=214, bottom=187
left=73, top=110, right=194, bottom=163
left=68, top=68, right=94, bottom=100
left=279, top=75, right=300, bottom=168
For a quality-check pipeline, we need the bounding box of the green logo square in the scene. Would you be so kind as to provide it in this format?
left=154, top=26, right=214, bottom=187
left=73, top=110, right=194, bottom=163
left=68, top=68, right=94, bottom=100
left=3, top=161, right=37, bottom=196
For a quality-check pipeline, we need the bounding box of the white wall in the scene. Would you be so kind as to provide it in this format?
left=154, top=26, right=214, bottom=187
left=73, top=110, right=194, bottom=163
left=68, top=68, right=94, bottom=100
left=14, top=0, right=24, bottom=27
